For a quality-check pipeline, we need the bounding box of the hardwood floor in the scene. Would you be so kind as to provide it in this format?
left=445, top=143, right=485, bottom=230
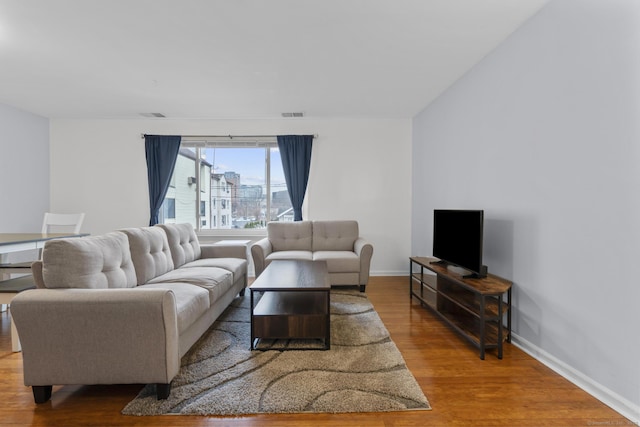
left=0, top=276, right=630, bottom=426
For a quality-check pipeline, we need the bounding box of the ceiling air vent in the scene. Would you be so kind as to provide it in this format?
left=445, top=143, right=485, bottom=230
left=140, top=112, right=166, bottom=118
left=281, top=112, right=304, bottom=118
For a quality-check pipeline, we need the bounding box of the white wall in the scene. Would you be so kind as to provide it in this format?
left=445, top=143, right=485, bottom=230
left=50, top=118, right=412, bottom=275
left=412, top=0, right=639, bottom=419
left=0, top=103, right=49, bottom=232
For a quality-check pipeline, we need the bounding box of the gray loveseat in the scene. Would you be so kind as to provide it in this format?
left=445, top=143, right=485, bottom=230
left=251, top=220, right=373, bottom=292
left=11, top=223, right=247, bottom=404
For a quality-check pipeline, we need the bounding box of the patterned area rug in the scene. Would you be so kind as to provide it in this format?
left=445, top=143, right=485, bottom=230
left=122, top=289, right=430, bottom=416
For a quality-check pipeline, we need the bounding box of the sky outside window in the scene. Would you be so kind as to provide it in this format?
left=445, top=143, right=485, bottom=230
left=204, top=147, right=287, bottom=190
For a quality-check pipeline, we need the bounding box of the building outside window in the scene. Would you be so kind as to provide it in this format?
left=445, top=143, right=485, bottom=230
left=160, top=149, right=211, bottom=227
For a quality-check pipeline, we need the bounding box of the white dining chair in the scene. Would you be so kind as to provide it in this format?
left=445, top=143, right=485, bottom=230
left=41, top=212, right=85, bottom=234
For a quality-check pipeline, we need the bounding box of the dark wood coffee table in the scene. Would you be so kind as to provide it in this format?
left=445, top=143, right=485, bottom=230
left=250, top=260, right=331, bottom=350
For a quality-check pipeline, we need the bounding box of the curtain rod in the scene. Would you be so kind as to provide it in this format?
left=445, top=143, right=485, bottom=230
left=141, top=133, right=318, bottom=139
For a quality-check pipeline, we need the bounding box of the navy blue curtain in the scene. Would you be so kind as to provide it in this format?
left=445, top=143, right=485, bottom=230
left=145, top=135, right=181, bottom=226
left=277, top=135, right=314, bottom=221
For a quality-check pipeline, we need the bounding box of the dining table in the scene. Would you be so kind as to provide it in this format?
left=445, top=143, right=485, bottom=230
left=0, top=232, right=87, bottom=351
left=0, top=232, right=87, bottom=258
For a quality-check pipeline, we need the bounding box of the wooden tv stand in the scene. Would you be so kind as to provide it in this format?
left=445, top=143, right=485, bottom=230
left=409, top=256, right=512, bottom=359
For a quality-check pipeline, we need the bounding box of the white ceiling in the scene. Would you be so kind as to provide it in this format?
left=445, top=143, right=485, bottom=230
left=0, top=0, right=549, bottom=119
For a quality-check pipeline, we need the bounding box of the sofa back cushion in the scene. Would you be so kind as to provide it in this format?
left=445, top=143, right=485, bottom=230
left=41, top=232, right=137, bottom=289
left=156, top=223, right=201, bottom=268
left=268, top=221, right=312, bottom=251
left=312, top=220, right=359, bottom=251
left=121, top=227, right=174, bottom=285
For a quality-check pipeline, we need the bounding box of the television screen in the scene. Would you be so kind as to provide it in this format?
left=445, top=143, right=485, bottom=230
left=433, top=209, right=485, bottom=277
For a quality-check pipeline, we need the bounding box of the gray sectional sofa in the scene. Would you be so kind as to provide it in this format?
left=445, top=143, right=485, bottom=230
left=251, top=220, right=373, bottom=292
left=11, top=223, right=247, bottom=404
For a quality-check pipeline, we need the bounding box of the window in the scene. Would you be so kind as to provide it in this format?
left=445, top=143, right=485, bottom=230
left=161, top=198, right=176, bottom=221
left=159, top=137, right=293, bottom=232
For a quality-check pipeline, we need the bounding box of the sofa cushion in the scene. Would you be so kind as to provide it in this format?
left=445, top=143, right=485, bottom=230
left=120, top=227, right=174, bottom=285
left=182, top=258, right=246, bottom=283
left=312, top=220, right=358, bottom=251
left=265, top=250, right=313, bottom=262
left=268, top=221, right=312, bottom=252
left=313, top=251, right=361, bottom=273
left=147, top=266, right=234, bottom=305
left=139, top=283, right=209, bottom=334
left=156, top=223, right=201, bottom=268
left=42, top=232, right=137, bottom=289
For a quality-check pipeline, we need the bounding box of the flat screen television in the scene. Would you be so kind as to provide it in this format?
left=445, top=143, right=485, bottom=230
left=433, top=209, right=487, bottom=278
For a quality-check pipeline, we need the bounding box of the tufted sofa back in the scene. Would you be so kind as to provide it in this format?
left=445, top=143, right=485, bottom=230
left=156, top=223, right=201, bottom=268
left=120, top=227, right=174, bottom=285
left=39, top=232, right=137, bottom=289
left=267, top=221, right=313, bottom=251
left=312, top=220, right=359, bottom=251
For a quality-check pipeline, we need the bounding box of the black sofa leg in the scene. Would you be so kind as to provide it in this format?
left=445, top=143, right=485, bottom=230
left=359, top=285, right=366, bottom=293
left=32, top=385, right=52, bottom=404
left=156, top=383, right=171, bottom=400
left=239, top=288, right=246, bottom=297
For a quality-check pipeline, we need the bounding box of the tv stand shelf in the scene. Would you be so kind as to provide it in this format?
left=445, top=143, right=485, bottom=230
left=409, top=256, right=512, bottom=359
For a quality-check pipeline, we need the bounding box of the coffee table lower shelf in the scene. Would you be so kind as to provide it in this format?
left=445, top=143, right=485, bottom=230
left=250, top=290, right=330, bottom=350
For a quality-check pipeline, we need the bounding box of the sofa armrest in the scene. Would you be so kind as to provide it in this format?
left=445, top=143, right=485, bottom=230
left=200, top=243, right=248, bottom=260
left=10, top=288, right=180, bottom=386
left=250, top=238, right=272, bottom=277
left=354, top=238, right=374, bottom=285
left=31, top=260, right=45, bottom=288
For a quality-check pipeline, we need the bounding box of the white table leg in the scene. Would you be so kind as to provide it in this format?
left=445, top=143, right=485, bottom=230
left=0, top=293, right=20, bottom=351
left=2, top=271, right=17, bottom=311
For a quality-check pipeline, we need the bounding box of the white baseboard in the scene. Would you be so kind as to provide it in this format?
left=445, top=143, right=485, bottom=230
left=249, top=271, right=408, bottom=279
left=512, top=333, right=639, bottom=424
left=370, top=270, right=407, bottom=276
